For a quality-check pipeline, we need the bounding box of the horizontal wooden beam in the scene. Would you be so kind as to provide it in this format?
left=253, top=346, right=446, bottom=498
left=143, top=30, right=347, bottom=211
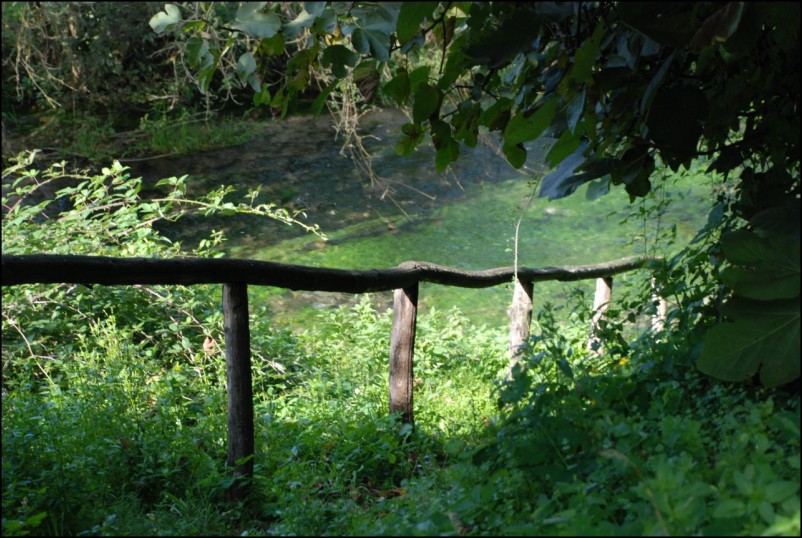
left=1, top=254, right=659, bottom=292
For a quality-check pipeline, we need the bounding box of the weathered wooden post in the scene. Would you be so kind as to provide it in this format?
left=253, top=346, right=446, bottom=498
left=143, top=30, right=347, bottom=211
left=651, top=276, right=668, bottom=332
left=389, top=284, right=418, bottom=426
left=507, top=277, right=534, bottom=379
left=222, top=283, right=254, bottom=502
left=587, top=276, right=613, bottom=353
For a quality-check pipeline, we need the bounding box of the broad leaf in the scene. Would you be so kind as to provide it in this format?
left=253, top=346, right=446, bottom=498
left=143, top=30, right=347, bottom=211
left=480, top=97, right=513, bottom=132
left=719, top=230, right=800, bottom=300
left=351, top=28, right=390, bottom=61
left=502, top=142, right=527, bottom=169
left=186, top=37, right=213, bottom=70
left=233, top=3, right=281, bottom=39
left=397, top=2, right=433, bottom=44
left=586, top=177, right=611, bottom=200
left=698, top=297, right=800, bottom=387
left=571, top=22, right=603, bottom=84
left=383, top=69, right=411, bottom=106
left=539, top=141, right=591, bottom=200
left=435, top=139, right=460, bottom=172
left=149, top=4, right=180, bottom=34
left=283, top=9, right=319, bottom=38
left=408, top=65, right=431, bottom=93
left=412, top=84, right=440, bottom=124
left=545, top=130, right=581, bottom=168
left=504, top=99, right=558, bottom=147
left=237, top=52, right=257, bottom=82
left=321, top=45, right=357, bottom=78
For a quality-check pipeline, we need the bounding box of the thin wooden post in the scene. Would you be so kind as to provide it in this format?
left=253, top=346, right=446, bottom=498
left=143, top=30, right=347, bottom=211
left=389, top=284, right=418, bottom=426
left=223, top=283, right=254, bottom=502
left=507, top=277, right=534, bottom=378
left=587, top=277, right=613, bottom=353
left=651, top=276, right=668, bottom=332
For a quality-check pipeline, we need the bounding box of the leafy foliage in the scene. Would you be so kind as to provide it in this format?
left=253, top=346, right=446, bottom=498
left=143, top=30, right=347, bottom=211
left=153, top=1, right=800, bottom=386
left=2, top=149, right=798, bottom=534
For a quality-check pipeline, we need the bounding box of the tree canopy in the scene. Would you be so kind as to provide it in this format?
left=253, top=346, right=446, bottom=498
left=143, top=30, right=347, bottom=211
left=150, top=1, right=799, bottom=386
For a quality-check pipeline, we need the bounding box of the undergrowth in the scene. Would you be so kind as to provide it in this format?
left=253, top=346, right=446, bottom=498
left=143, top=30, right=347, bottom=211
left=2, top=154, right=799, bottom=536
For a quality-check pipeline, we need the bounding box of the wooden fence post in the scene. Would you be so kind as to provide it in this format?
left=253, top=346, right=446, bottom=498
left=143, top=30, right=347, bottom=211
left=587, top=277, right=613, bottom=353
left=651, top=276, right=668, bottom=332
left=222, top=283, right=254, bottom=502
left=507, top=277, right=534, bottom=379
left=389, top=284, right=418, bottom=427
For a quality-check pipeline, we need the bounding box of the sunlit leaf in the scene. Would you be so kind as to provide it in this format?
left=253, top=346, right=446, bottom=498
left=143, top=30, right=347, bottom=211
left=571, top=22, right=603, bottom=84
left=233, top=3, right=281, bottom=38
left=502, top=142, right=527, bottom=169
left=149, top=3, right=180, bottom=34
left=283, top=8, right=319, bottom=38
left=504, top=99, right=558, bottom=146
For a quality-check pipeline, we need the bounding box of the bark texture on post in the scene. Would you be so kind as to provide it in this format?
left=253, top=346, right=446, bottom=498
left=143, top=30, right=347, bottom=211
left=507, top=278, right=534, bottom=378
left=389, top=284, right=418, bottom=427
left=651, top=276, right=668, bottom=332
left=223, top=283, right=254, bottom=502
left=587, top=277, right=613, bottom=353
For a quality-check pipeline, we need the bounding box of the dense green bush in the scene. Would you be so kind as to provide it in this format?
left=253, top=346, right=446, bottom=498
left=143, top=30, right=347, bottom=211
left=2, top=2, right=186, bottom=115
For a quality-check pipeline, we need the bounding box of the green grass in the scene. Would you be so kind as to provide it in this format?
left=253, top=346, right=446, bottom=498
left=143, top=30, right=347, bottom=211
left=4, top=109, right=256, bottom=165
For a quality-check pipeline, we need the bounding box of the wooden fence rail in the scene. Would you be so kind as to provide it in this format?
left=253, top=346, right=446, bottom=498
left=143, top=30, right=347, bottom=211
left=1, top=253, right=665, bottom=501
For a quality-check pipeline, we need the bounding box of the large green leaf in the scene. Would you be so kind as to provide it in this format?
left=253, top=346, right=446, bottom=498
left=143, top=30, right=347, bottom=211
left=321, top=45, right=357, bottom=78
left=149, top=3, right=180, bottom=34
left=539, top=141, right=594, bottom=200
left=236, top=52, right=258, bottom=90
left=351, top=28, right=390, bottom=61
left=435, top=139, right=460, bottom=172
left=412, top=84, right=441, bottom=124
left=502, top=142, right=526, bottom=169
left=719, top=230, right=800, bottom=300
left=571, top=21, right=603, bottom=84
left=233, top=3, right=281, bottom=39
left=283, top=8, right=319, bottom=38
left=504, top=99, right=558, bottom=147
left=545, top=130, right=581, bottom=168
left=698, top=297, right=800, bottom=387
left=186, top=37, right=213, bottom=70
left=397, top=2, right=433, bottom=44
left=383, top=69, right=411, bottom=106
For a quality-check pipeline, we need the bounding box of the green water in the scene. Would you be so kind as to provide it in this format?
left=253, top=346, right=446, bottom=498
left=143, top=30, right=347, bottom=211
left=239, top=174, right=711, bottom=329
left=136, top=110, right=714, bottom=329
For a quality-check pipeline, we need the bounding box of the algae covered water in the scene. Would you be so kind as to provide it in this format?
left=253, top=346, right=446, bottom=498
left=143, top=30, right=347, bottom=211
left=130, top=109, right=714, bottom=328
